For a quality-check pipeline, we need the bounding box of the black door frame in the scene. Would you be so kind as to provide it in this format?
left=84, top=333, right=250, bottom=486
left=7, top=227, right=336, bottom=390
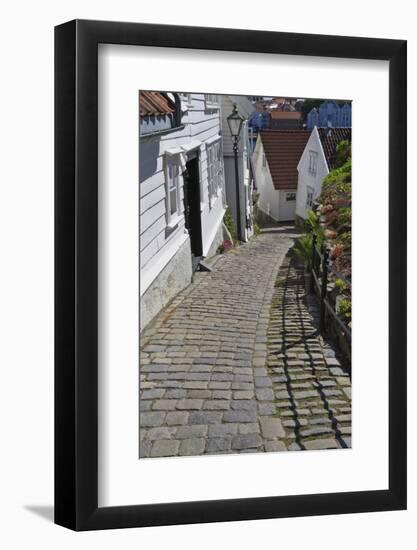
left=183, top=149, right=203, bottom=264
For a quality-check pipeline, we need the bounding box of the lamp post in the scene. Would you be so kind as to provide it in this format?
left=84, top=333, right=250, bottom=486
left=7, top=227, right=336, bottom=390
left=227, top=104, right=244, bottom=242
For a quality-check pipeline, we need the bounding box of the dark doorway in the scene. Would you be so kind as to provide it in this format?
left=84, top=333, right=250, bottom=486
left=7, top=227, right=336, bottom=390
left=183, top=154, right=203, bottom=271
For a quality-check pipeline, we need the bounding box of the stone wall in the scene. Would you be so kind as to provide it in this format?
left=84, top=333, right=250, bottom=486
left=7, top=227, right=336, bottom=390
left=255, top=207, right=278, bottom=227
left=140, top=239, right=192, bottom=331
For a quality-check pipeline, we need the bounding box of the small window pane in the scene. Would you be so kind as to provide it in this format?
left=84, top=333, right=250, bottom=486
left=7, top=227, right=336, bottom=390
left=170, top=188, right=177, bottom=215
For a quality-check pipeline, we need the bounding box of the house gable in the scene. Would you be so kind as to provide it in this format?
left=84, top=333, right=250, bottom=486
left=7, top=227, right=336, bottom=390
left=260, top=129, right=311, bottom=190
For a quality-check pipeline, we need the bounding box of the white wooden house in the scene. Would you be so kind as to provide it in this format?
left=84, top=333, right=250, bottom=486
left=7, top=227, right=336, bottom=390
left=296, top=127, right=351, bottom=223
left=220, top=95, right=256, bottom=241
left=252, top=129, right=310, bottom=223
left=140, top=92, right=226, bottom=329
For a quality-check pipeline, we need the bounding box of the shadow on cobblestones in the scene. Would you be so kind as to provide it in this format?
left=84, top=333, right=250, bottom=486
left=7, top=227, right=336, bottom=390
left=139, top=233, right=351, bottom=458
left=268, top=249, right=352, bottom=451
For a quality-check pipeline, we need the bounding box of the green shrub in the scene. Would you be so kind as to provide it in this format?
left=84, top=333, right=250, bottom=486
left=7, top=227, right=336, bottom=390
left=334, top=278, right=348, bottom=293
left=321, top=159, right=352, bottom=200
left=305, top=210, right=325, bottom=250
left=253, top=223, right=261, bottom=236
left=223, top=206, right=237, bottom=242
left=335, top=140, right=351, bottom=168
left=338, top=298, right=351, bottom=321
left=335, top=207, right=352, bottom=229
left=293, top=234, right=313, bottom=265
left=336, top=231, right=352, bottom=250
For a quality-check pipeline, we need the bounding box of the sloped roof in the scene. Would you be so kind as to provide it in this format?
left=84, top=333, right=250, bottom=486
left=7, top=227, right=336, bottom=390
left=260, top=129, right=311, bottom=190
left=139, top=91, right=175, bottom=116
left=318, top=128, right=352, bottom=170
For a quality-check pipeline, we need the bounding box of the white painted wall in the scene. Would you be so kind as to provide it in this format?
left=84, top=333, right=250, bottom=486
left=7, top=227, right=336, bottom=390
left=252, top=135, right=279, bottom=220
left=278, top=189, right=297, bottom=221
left=140, top=94, right=225, bottom=295
left=252, top=135, right=298, bottom=222
left=296, top=126, right=329, bottom=220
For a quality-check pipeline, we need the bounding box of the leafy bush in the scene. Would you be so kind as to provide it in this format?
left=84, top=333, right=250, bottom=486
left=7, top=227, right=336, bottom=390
left=293, top=234, right=313, bottom=264
left=253, top=223, right=261, bottom=236
left=336, top=231, right=352, bottom=250
left=338, top=298, right=351, bottom=321
left=223, top=206, right=237, bottom=242
left=305, top=210, right=325, bottom=250
left=335, top=207, right=351, bottom=229
left=321, top=159, right=352, bottom=201
left=335, top=140, right=351, bottom=168
left=334, top=278, right=348, bottom=293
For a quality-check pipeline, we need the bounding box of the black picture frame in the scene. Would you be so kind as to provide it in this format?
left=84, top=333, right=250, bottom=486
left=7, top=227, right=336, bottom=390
left=55, top=19, right=407, bottom=531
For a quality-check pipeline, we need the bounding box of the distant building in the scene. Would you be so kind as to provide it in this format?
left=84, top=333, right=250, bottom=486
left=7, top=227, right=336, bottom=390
left=306, top=100, right=352, bottom=129
left=270, top=110, right=302, bottom=129
left=296, top=127, right=352, bottom=223
left=248, top=108, right=270, bottom=131
left=252, top=129, right=310, bottom=222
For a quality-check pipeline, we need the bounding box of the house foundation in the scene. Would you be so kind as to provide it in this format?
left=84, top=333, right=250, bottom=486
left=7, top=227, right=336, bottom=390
left=140, top=239, right=192, bottom=331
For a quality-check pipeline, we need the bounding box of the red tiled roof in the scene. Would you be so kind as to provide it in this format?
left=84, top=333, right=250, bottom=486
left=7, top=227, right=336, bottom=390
left=270, top=111, right=301, bottom=120
left=260, top=129, right=311, bottom=190
left=139, top=91, right=175, bottom=116
left=318, top=128, right=352, bottom=170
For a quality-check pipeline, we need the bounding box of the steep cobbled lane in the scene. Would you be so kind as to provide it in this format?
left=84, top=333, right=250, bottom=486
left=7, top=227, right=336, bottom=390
left=140, top=228, right=351, bottom=458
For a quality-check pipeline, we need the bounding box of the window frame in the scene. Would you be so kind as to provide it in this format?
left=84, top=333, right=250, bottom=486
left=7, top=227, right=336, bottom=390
left=206, top=138, right=223, bottom=208
left=164, top=155, right=182, bottom=228
left=285, top=192, right=296, bottom=202
left=205, top=94, right=220, bottom=110
left=306, top=185, right=314, bottom=209
left=308, top=150, right=318, bottom=175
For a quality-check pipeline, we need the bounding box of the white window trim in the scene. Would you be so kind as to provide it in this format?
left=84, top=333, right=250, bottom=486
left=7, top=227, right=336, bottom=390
left=308, top=150, right=318, bottom=176
left=206, top=137, right=223, bottom=209
left=163, top=154, right=183, bottom=230
left=205, top=94, right=220, bottom=110
left=306, top=186, right=314, bottom=209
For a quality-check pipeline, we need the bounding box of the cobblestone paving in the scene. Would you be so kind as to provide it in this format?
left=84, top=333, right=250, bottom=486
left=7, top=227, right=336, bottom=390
left=267, top=252, right=351, bottom=451
left=139, top=230, right=351, bottom=458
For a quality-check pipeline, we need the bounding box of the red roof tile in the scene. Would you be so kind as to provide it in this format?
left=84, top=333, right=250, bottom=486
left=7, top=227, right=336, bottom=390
left=270, top=111, right=301, bottom=120
left=139, top=91, right=176, bottom=116
left=318, top=128, right=352, bottom=170
left=260, top=129, right=311, bottom=190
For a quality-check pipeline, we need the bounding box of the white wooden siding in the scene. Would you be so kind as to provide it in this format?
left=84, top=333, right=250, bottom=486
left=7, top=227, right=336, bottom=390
left=253, top=137, right=279, bottom=221
left=296, top=127, right=329, bottom=220
left=140, top=93, right=225, bottom=295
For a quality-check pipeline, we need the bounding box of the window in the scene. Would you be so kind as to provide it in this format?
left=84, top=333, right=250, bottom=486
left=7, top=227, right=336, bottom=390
left=206, top=140, right=223, bottom=206
left=165, top=157, right=181, bottom=225
left=306, top=186, right=314, bottom=209
left=262, top=152, right=267, bottom=169
left=286, top=192, right=296, bottom=202
left=308, top=151, right=318, bottom=175
left=179, top=93, right=192, bottom=109
left=205, top=94, right=220, bottom=110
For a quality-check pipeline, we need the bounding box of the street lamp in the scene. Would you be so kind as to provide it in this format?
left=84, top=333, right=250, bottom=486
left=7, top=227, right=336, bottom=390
left=227, top=104, right=245, bottom=242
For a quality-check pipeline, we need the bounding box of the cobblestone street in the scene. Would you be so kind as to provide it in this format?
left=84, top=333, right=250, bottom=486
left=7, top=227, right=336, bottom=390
left=139, top=229, right=351, bottom=458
